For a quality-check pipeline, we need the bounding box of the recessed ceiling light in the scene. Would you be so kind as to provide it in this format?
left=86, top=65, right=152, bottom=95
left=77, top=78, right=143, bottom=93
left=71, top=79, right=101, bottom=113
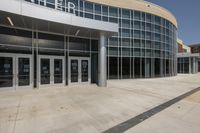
left=7, top=17, right=14, bottom=26
left=75, top=29, right=80, bottom=36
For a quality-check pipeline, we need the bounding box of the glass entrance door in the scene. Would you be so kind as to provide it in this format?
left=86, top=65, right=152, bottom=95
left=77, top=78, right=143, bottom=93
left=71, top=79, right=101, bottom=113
left=81, top=60, right=89, bottom=82
left=39, top=55, right=65, bottom=88
left=40, top=58, right=50, bottom=85
left=0, top=57, right=13, bottom=88
left=54, top=59, right=63, bottom=84
left=16, top=56, right=32, bottom=89
left=0, top=53, right=33, bottom=90
left=70, top=59, right=79, bottom=83
left=69, top=57, right=91, bottom=85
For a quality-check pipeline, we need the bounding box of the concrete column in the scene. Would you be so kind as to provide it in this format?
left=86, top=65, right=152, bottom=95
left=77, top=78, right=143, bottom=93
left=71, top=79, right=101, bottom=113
left=98, top=32, right=107, bottom=87
left=145, top=59, right=150, bottom=78
left=189, top=57, right=191, bottom=73
left=192, top=57, right=195, bottom=74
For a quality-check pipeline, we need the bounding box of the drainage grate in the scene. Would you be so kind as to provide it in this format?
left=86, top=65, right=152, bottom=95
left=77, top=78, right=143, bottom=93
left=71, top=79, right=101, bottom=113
left=103, top=87, right=200, bottom=133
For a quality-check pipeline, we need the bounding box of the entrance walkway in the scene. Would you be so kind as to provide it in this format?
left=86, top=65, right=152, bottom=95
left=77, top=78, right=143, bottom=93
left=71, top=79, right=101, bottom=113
left=0, top=74, right=200, bottom=133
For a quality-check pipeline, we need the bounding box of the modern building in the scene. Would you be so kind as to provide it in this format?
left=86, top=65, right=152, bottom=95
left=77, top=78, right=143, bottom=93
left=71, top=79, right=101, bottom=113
left=177, top=53, right=199, bottom=74
left=177, top=38, right=191, bottom=53
left=190, top=43, right=200, bottom=54
left=177, top=39, right=200, bottom=74
left=0, top=0, right=178, bottom=90
left=189, top=43, right=200, bottom=72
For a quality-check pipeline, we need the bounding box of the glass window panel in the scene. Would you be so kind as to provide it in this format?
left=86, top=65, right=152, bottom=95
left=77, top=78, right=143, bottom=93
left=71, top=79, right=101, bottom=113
left=102, top=6, right=108, bottom=16
left=155, top=42, right=161, bottom=49
left=155, top=25, right=161, bottom=33
left=134, top=48, right=140, bottom=56
left=122, top=29, right=130, bottom=37
left=109, top=37, right=118, bottom=46
left=146, top=23, right=151, bottom=31
left=122, top=9, right=130, bottom=18
left=142, top=31, right=145, bottom=39
left=95, top=4, right=101, bottom=14
left=85, top=13, right=93, bottom=19
left=122, top=19, right=130, bottom=28
left=134, top=30, right=140, bottom=38
left=146, top=49, right=151, bottom=57
left=155, top=33, right=161, bottom=41
left=109, top=7, right=118, bottom=17
left=122, top=48, right=130, bottom=56
left=134, top=39, right=140, bottom=47
left=95, top=15, right=101, bottom=20
left=155, top=50, right=161, bottom=57
left=141, top=49, right=145, bottom=56
left=80, top=0, right=83, bottom=11
left=85, top=2, right=93, bottom=13
left=155, top=16, right=161, bottom=25
left=141, top=40, right=145, bottom=48
left=46, top=0, right=55, bottom=8
left=122, top=57, right=130, bottom=78
left=142, top=12, right=145, bottom=21
left=146, top=32, right=151, bottom=40
left=109, top=17, right=118, bottom=23
left=134, top=11, right=141, bottom=20
left=146, top=40, right=151, bottom=48
left=134, top=21, right=140, bottom=29
left=109, top=57, right=118, bottom=79
left=146, top=13, right=151, bottom=22
left=102, top=16, right=108, bottom=22
left=134, top=58, right=141, bottom=78
left=122, top=38, right=130, bottom=47
left=109, top=47, right=118, bottom=56
left=0, top=57, right=13, bottom=88
left=142, top=22, right=145, bottom=30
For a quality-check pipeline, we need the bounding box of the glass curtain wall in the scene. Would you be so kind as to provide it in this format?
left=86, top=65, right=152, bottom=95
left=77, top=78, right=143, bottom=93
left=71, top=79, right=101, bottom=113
left=177, top=57, right=190, bottom=73
left=0, top=26, right=99, bottom=87
left=19, top=0, right=177, bottom=79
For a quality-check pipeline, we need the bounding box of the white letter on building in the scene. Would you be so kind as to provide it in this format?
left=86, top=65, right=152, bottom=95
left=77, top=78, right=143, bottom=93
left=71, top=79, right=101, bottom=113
left=68, top=2, right=75, bottom=14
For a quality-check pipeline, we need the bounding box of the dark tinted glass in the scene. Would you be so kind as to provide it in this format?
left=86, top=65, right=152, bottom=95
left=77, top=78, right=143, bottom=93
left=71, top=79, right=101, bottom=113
left=109, top=57, right=118, bottom=79
left=18, top=58, right=30, bottom=86
left=40, top=59, right=50, bottom=84
left=81, top=60, right=89, bottom=82
left=54, top=59, right=63, bottom=84
left=71, top=60, right=78, bottom=82
left=0, top=57, right=13, bottom=88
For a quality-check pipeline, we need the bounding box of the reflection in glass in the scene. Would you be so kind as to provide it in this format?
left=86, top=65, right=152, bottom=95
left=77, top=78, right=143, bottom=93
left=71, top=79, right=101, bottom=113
left=18, top=58, right=30, bottom=86
left=54, top=59, right=63, bottom=84
left=71, top=60, right=78, bottom=82
left=81, top=60, right=88, bottom=82
left=0, top=57, right=13, bottom=88
left=41, top=59, right=50, bottom=84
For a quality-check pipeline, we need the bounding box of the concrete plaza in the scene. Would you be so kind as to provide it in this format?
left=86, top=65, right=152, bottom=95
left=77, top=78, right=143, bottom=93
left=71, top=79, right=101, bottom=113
left=0, top=74, right=200, bottom=133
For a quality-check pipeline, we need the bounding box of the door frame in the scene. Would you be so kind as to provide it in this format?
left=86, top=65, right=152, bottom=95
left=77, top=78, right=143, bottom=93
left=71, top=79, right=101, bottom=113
left=68, top=56, right=91, bottom=85
left=16, top=54, right=33, bottom=90
left=38, top=55, right=65, bottom=88
left=0, top=53, right=33, bottom=90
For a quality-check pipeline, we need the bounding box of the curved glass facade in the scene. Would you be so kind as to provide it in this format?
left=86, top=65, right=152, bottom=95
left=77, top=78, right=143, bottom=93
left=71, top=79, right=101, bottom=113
left=9, top=0, right=178, bottom=80
left=65, top=0, right=177, bottom=79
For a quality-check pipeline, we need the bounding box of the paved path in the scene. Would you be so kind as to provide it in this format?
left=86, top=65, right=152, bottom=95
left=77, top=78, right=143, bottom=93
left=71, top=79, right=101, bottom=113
left=0, top=74, right=200, bottom=133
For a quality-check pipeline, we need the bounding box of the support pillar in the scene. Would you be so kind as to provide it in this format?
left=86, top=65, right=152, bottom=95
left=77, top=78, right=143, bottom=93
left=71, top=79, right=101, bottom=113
left=192, top=57, right=195, bottom=74
left=98, top=32, right=107, bottom=87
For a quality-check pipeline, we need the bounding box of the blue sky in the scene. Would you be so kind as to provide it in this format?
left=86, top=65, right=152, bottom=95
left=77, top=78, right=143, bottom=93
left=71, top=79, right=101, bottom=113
left=146, top=0, right=200, bottom=45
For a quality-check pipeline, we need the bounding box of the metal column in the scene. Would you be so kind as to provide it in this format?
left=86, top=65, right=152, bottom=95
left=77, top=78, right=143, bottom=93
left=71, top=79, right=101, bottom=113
left=98, top=32, right=107, bottom=87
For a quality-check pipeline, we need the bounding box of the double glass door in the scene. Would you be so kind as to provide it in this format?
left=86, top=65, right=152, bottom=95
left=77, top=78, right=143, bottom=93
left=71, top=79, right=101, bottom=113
left=39, top=55, right=65, bottom=87
left=69, top=57, right=90, bottom=85
left=0, top=53, right=32, bottom=90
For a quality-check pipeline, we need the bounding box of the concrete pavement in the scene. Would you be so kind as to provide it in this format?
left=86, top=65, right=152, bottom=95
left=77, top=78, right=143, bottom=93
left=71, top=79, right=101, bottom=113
left=0, top=74, right=200, bottom=133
